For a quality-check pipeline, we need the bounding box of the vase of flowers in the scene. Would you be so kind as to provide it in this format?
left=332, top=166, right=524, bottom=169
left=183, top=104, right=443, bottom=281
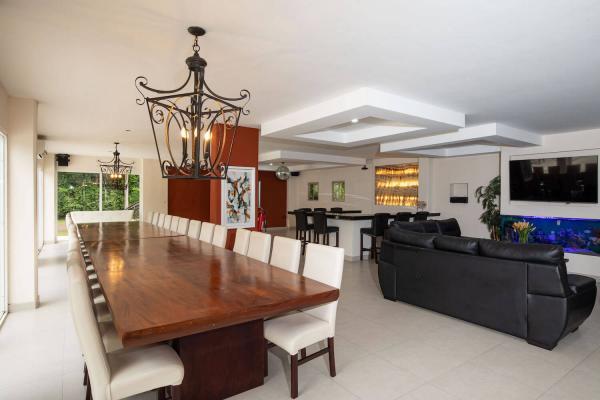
left=512, top=221, right=536, bottom=244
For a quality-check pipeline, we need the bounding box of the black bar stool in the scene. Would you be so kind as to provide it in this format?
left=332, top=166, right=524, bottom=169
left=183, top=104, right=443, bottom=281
left=413, top=211, right=429, bottom=221
left=313, top=212, right=339, bottom=247
left=313, top=207, right=327, bottom=212
left=294, top=211, right=314, bottom=254
left=360, top=213, right=390, bottom=261
left=293, top=208, right=312, bottom=239
left=394, top=212, right=412, bottom=222
left=330, top=207, right=343, bottom=213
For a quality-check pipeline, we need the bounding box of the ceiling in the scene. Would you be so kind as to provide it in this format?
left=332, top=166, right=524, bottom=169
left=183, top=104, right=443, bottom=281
left=1, top=0, right=600, bottom=164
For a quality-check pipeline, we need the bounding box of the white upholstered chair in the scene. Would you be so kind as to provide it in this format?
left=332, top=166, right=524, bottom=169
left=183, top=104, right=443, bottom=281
left=67, top=259, right=184, bottom=400
left=145, top=211, right=155, bottom=224
left=177, top=218, right=190, bottom=235
left=163, top=215, right=173, bottom=229
left=270, top=236, right=302, bottom=273
left=232, top=228, right=251, bottom=255
left=151, top=212, right=160, bottom=225
left=247, top=231, right=272, bottom=263
left=169, top=216, right=180, bottom=232
left=187, top=220, right=202, bottom=239
left=264, top=243, right=344, bottom=398
left=157, top=213, right=165, bottom=227
left=199, top=222, right=215, bottom=243
left=212, top=225, right=228, bottom=248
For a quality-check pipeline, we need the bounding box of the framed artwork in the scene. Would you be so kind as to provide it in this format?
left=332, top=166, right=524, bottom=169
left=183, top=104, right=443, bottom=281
left=221, top=166, right=255, bottom=228
left=332, top=181, right=345, bottom=202
left=308, top=182, right=319, bottom=201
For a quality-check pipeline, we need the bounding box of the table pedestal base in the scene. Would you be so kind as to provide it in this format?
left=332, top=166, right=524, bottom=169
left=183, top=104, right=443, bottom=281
left=172, top=319, right=265, bottom=400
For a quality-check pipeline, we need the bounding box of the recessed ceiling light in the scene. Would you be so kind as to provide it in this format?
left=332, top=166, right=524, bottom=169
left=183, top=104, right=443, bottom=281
left=269, top=163, right=273, bottom=166
left=351, top=118, right=359, bottom=124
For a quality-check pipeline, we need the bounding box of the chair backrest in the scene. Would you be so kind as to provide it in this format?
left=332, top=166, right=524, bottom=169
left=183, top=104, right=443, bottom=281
left=313, top=212, right=329, bottom=234
left=170, top=216, right=180, bottom=231
left=163, top=215, right=173, bottom=229
left=233, top=228, right=251, bottom=255
left=303, top=243, right=344, bottom=337
left=270, top=236, right=301, bottom=273
left=212, top=225, right=228, bottom=248
left=314, top=208, right=326, bottom=212
left=187, top=220, right=202, bottom=239
left=199, top=222, right=215, bottom=243
left=70, top=210, right=134, bottom=223
left=157, top=213, right=165, bottom=227
left=394, top=212, right=412, bottom=222
left=294, top=211, right=310, bottom=231
left=247, top=231, right=272, bottom=263
left=151, top=212, right=160, bottom=225
left=372, top=213, right=391, bottom=236
left=67, top=258, right=111, bottom=400
left=413, top=211, right=429, bottom=221
left=145, top=211, right=155, bottom=224
left=177, top=218, right=190, bottom=235
left=330, top=207, right=343, bottom=213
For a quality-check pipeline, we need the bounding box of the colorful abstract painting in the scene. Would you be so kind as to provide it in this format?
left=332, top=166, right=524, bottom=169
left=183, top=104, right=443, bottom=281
left=221, top=166, right=255, bottom=228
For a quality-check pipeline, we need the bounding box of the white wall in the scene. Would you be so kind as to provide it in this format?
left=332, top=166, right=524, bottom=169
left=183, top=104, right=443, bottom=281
left=7, top=97, right=38, bottom=309
left=0, top=83, right=8, bottom=134
left=500, top=128, right=600, bottom=277
left=140, top=158, right=168, bottom=220
left=430, top=153, right=500, bottom=238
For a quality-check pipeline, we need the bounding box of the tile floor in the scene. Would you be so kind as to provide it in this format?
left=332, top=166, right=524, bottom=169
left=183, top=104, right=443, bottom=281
left=1, top=237, right=599, bottom=400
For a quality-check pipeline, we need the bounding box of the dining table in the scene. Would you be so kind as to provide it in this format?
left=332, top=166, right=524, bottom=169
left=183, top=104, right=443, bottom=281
left=76, top=221, right=339, bottom=400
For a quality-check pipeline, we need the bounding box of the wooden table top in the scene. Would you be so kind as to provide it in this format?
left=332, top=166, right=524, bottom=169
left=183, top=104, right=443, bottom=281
left=83, top=231, right=339, bottom=347
left=77, top=221, right=183, bottom=243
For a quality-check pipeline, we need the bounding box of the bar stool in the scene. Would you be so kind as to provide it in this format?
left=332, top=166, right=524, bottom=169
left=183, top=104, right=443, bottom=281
left=413, top=211, right=429, bottom=221
left=394, top=212, right=412, bottom=222
left=293, top=208, right=312, bottom=239
left=313, top=207, right=326, bottom=212
left=330, top=207, right=343, bottom=213
left=313, top=212, right=339, bottom=247
left=294, top=211, right=314, bottom=254
left=360, top=213, right=390, bottom=261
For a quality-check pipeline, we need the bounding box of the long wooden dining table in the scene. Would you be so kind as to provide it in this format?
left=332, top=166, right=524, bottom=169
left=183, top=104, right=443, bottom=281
left=76, top=221, right=340, bottom=400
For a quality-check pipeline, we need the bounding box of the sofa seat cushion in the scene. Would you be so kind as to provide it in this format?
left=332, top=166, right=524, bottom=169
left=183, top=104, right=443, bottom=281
left=388, top=228, right=436, bottom=249
left=567, top=274, right=597, bottom=294
left=434, top=235, right=479, bottom=255
left=435, top=218, right=461, bottom=236
left=479, top=240, right=564, bottom=265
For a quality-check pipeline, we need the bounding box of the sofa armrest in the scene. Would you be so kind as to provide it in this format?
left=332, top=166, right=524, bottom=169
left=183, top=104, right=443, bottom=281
left=528, top=262, right=571, bottom=297
left=567, top=274, right=597, bottom=294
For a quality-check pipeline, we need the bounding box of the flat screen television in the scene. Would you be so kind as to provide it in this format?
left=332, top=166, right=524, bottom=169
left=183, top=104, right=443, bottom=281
left=509, top=155, right=598, bottom=203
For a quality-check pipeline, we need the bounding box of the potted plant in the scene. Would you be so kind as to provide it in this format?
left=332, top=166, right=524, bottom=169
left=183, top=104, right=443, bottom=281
left=475, top=176, right=501, bottom=240
left=512, top=221, right=536, bottom=243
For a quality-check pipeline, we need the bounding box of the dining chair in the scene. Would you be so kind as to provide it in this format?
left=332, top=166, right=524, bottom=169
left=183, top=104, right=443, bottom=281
left=145, top=211, right=155, bottom=224
left=169, top=216, right=180, bottom=231
left=394, top=212, right=412, bottom=222
left=269, top=236, right=301, bottom=273
left=233, top=228, right=251, bottom=255
left=157, top=213, right=165, bottom=227
left=199, top=222, right=215, bottom=243
left=247, top=231, right=272, bottom=263
left=151, top=212, right=160, bottom=225
left=163, top=215, right=173, bottom=229
left=67, top=260, right=184, bottom=400
left=187, top=220, right=202, bottom=239
left=413, top=211, right=430, bottom=221
left=264, top=243, right=344, bottom=398
left=313, top=212, right=339, bottom=247
left=212, top=225, right=228, bottom=248
left=176, top=218, right=190, bottom=235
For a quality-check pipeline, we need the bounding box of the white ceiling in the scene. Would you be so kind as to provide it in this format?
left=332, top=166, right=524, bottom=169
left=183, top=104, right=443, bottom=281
left=1, top=0, right=600, bottom=162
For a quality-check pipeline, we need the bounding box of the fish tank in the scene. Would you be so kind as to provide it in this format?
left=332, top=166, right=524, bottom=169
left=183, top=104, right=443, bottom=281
left=499, top=215, right=600, bottom=256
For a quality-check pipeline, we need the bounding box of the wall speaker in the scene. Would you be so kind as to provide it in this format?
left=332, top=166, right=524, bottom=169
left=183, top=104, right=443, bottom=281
left=56, top=153, right=70, bottom=167
left=291, top=171, right=300, bottom=177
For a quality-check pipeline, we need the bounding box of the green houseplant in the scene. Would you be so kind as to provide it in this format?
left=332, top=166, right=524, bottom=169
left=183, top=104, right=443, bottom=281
left=475, top=175, right=501, bottom=240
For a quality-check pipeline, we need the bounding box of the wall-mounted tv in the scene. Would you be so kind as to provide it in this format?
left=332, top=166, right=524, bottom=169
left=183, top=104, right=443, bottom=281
left=509, top=155, right=598, bottom=203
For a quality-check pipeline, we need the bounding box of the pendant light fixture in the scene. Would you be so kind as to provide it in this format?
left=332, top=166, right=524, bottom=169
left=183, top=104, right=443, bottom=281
left=98, top=142, right=133, bottom=190
left=135, top=26, right=251, bottom=180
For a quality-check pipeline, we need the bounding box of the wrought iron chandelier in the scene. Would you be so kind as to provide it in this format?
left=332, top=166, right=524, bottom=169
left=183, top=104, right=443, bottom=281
left=98, top=142, right=134, bottom=190
left=135, top=26, right=250, bottom=180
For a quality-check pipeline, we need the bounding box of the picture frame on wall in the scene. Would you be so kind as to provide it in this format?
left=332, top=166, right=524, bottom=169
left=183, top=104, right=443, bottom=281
left=308, top=182, right=319, bottom=201
left=221, top=166, right=255, bottom=228
left=332, top=181, right=345, bottom=202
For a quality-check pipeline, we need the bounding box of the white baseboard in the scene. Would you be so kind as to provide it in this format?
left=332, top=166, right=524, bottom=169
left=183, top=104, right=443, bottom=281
left=8, top=301, right=37, bottom=312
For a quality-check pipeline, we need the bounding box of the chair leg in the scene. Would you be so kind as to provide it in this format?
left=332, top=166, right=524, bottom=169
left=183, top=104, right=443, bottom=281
left=86, top=383, right=92, bottom=400
left=157, top=387, right=166, bottom=400
left=264, top=339, right=269, bottom=377
left=83, top=363, right=88, bottom=386
left=325, top=233, right=330, bottom=245
left=370, top=235, right=376, bottom=259
left=360, top=234, right=363, bottom=260
left=327, top=337, right=336, bottom=377
left=336, top=231, right=339, bottom=247
left=291, top=353, right=299, bottom=399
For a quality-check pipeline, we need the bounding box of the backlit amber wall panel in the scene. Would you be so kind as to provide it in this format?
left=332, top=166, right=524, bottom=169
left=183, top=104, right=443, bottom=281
left=375, top=163, right=419, bottom=206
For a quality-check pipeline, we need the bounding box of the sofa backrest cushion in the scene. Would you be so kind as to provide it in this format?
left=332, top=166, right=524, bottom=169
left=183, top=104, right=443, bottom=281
left=421, top=220, right=440, bottom=233
left=435, top=218, right=461, bottom=237
left=434, top=235, right=479, bottom=255
left=479, top=239, right=564, bottom=265
left=388, top=228, right=437, bottom=249
left=390, top=221, right=425, bottom=233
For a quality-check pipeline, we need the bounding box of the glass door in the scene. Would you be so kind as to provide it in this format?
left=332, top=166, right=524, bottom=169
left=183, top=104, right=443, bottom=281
left=0, top=133, right=6, bottom=319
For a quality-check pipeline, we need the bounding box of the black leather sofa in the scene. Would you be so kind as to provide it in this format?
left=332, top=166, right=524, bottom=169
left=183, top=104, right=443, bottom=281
left=379, top=219, right=597, bottom=350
